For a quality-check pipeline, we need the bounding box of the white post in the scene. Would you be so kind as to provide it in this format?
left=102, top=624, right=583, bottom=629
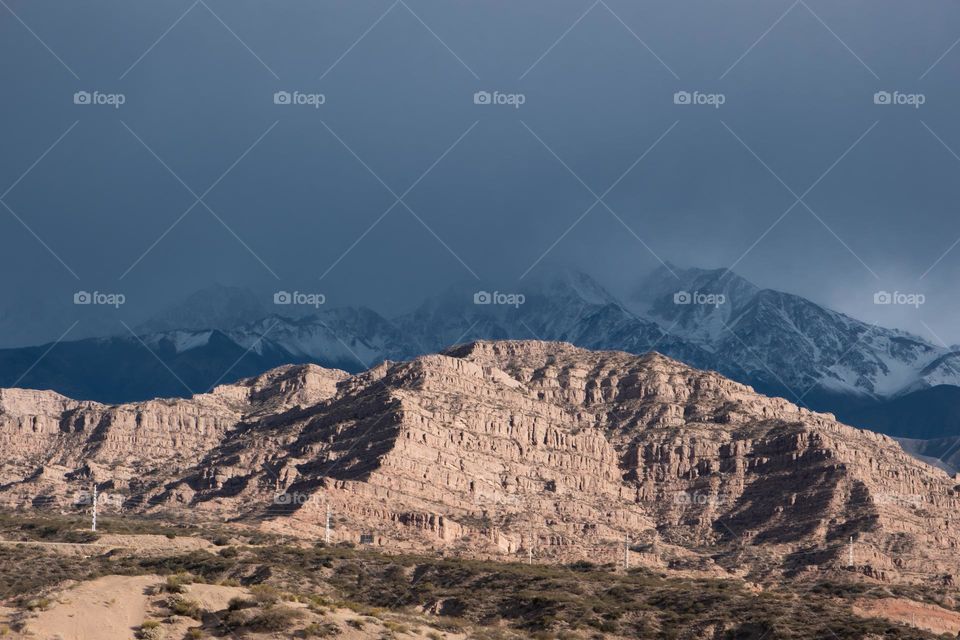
left=528, top=526, right=534, bottom=565
left=624, top=534, right=630, bottom=570
left=325, top=505, right=331, bottom=544
left=91, top=484, right=98, bottom=532
left=848, top=536, right=853, bottom=567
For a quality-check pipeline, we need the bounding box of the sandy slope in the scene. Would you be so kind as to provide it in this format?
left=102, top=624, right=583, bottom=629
left=853, top=597, right=960, bottom=636
left=26, top=575, right=161, bottom=640
left=21, top=574, right=469, bottom=640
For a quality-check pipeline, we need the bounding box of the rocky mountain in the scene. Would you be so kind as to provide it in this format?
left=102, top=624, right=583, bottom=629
left=2, top=341, right=959, bottom=586
left=4, top=268, right=960, bottom=448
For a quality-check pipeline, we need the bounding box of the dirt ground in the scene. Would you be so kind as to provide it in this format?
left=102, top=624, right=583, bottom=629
left=853, top=597, right=960, bottom=636
left=25, top=575, right=161, bottom=640
left=18, top=574, right=469, bottom=640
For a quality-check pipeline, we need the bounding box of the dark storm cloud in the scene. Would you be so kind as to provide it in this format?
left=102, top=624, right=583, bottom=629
left=1, top=0, right=960, bottom=345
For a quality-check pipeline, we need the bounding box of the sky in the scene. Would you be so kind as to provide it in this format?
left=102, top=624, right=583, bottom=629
left=2, top=0, right=960, bottom=346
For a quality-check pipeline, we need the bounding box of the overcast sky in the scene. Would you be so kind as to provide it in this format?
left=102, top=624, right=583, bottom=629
left=2, top=0, right=960, bottom=345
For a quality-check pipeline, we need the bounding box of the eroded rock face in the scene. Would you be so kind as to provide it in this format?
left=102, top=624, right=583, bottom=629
left=2, top=341, right=958, bottom=584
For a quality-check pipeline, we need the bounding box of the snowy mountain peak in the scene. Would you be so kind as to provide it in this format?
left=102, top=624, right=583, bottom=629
left=524, top=268, right=620, bottom=307
left=632, top=264, right=759, bottom=312
left=138, top=284, right=267, bottom=334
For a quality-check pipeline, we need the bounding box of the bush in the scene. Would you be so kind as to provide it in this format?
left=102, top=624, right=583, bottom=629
left=167, top=595, right=203, bottom=620
left=383, top=621, right=410, bottom=634
left=62, top=530, right=100, bottom=544
left=163, top=574, right=191, bottom=594
left=222, top=609, right=252, bottom=629
left=301, top=621, right=341, bottom=637
left=247, top=605, right=305, bottom=632
left=249, top=584, right=281, bottom=606
left=136, top=620, right=164, bottom=640
left=228, top=597, right=254, bottom=611
left=25, top=598, right=52, bottom=612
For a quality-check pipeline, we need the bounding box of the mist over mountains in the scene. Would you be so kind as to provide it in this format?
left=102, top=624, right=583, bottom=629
left=2, top=265, right=959, bottom=446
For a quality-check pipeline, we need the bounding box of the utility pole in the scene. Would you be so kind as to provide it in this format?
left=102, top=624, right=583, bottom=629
left=91, top=484, right=98, bottom=532
left=325, top=505, right=331, bottom=544
left=528, top=524, right=534, bottom=565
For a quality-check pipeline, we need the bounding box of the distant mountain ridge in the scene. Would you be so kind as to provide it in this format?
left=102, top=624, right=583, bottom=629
left=2, top=267, right=960, bottom=446
left=633, top=265, right=956, bottom=400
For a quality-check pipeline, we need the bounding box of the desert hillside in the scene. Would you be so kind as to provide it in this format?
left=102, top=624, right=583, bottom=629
left=2, top=340, right=959, bottom=587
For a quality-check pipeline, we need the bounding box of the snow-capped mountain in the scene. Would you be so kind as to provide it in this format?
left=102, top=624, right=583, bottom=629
left=634, top=265, right=960, bottom=402
left=392, top=270, right=714, bottom=368
left=136, top=284, right=269, bottom=334
left=5, top=266, right=960, bottom=443
left=227, top=307, right=416, bottom=371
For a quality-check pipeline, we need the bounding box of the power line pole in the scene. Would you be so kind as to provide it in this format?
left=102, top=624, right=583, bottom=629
left=528, top=524, right=534, bottom=565
left=91, top=484, right=98, bottom=532
left=325, top=505, right=331, bottom=545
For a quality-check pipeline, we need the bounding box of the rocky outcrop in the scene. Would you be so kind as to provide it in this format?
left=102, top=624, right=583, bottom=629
left=1, top=341, right=958, bottom=585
